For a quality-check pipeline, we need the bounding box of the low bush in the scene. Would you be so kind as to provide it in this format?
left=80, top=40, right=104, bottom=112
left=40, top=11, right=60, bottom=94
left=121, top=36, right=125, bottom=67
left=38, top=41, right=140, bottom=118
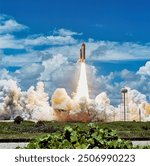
left=26, top=123, right=133, bottom=149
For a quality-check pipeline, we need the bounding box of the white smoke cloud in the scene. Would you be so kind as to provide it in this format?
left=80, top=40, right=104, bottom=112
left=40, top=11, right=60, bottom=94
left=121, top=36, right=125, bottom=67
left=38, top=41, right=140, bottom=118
left=95, top=92, right=115, bottom=122
left=26, top=82, right=53, bottom=121
left=51, top=88, right=115, bottom=122
left=0, top=79, right=21, bottom=120
left=0, top=80, right=53, bottom=121
left=0, top=79, right=150, bottom=122
left=118, top=87, right=150, bottom=121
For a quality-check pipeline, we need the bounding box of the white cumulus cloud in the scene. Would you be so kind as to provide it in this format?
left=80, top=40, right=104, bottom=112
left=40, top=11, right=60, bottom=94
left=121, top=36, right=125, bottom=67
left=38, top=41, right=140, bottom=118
left=0, top=14, right=28, bottom=34
left=53, top=28, right=82, bottom=36
left=137, top=61, right=150, bottom=76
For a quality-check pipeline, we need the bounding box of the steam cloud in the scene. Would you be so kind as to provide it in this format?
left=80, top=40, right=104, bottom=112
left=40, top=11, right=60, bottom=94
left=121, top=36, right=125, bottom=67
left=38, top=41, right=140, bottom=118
left=0, top=80, right=53, bottom=121
left=0, top=79, right=150, bottom=121
left=125, top=87, right=150, bottom=121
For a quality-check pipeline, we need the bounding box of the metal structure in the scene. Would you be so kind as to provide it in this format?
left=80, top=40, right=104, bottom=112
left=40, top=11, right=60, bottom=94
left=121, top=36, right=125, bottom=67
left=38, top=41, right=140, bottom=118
left=139, top=108, right=141, bottom=121
left=79, top=43, right=86, bottom=62
left=121, top=88, right=128, bottom=121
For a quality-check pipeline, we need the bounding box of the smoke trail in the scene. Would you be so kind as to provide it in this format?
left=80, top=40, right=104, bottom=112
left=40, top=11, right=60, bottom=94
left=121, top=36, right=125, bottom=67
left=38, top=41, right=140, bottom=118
left=75, top=62, right=89, bottom=101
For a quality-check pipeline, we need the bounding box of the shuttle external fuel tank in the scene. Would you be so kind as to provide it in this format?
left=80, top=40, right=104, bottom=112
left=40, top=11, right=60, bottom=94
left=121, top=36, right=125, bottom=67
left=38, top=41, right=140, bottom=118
left=79, top=43, right=86, bottom=62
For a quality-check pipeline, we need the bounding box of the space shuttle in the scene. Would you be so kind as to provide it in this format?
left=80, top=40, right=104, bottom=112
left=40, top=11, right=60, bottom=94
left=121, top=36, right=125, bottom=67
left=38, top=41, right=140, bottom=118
left=79, top=43, right=86, bottom=62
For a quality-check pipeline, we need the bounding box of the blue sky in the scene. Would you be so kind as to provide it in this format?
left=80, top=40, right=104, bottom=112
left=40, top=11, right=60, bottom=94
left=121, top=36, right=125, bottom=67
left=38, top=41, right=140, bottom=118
left=0, top=0, right=150, bottom=105
left=1, top=0, right=150, bottom=42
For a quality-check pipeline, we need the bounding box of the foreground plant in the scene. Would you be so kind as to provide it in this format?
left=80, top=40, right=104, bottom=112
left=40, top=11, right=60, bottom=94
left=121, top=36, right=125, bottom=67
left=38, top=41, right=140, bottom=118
left=26, top=123, right=133, bottom=149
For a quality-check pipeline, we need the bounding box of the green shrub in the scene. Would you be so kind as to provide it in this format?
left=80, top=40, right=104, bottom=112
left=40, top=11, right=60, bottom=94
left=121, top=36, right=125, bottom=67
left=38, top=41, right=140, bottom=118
left=26, top=123, right=133, bottom=149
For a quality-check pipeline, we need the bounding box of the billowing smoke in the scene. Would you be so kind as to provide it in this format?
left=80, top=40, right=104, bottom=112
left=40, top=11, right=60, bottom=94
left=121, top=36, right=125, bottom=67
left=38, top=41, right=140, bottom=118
left=51, top=88, right=115, bottom=122
left=95, top=92, right=115, bottom=121
left=0, top=79, right=53, bottom=121
left=51, top=87, right=150, bottom=122
left=125, top=87, right=150, bottom=121
left=0, top=79, right=21, bottom=120
left=0, top=79, right=150, bottom=122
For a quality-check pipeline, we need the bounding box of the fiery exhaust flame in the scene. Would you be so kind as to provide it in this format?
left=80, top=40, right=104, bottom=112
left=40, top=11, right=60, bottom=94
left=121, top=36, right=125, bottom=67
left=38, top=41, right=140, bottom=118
left=75, top=62, right=89, bottom=101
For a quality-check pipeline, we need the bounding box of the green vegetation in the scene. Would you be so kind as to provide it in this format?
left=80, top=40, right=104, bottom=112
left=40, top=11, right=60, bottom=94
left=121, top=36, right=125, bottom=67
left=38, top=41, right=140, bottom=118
left=26, top=124, right=133, bottom=149
left=0, top=121, right=150, bottom=140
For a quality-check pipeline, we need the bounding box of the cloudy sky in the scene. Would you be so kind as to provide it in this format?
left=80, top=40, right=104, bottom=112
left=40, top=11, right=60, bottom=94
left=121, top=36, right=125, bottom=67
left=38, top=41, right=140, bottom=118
left=0, top=0, right=150, bottom=105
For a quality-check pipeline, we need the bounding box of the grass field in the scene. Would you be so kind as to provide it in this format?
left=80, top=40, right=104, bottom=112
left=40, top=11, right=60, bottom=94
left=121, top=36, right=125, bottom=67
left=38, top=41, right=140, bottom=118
left=0, top=121, right=150, bottom=140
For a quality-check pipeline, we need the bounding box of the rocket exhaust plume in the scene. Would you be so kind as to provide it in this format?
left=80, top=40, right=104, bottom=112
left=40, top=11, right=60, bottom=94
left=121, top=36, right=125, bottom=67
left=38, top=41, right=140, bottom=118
left=75, top=62, right=89, bottom=101
left=75, top=43, right=89, bottom=101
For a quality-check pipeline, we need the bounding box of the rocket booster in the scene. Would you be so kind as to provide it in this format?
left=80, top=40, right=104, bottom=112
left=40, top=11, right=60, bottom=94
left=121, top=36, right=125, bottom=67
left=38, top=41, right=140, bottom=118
left=79, top=43, right=86, bottom=62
